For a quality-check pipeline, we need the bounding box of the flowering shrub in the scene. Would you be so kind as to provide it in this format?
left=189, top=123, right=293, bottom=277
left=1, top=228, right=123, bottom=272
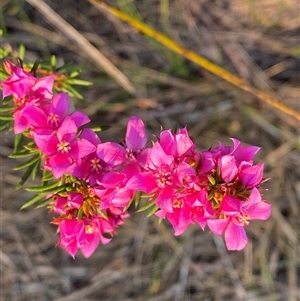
left=0, top=57, right=271, bottom=258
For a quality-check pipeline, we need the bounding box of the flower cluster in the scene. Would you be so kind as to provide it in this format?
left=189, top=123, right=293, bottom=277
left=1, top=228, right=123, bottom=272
left=1, top=60, right=271, bottom=258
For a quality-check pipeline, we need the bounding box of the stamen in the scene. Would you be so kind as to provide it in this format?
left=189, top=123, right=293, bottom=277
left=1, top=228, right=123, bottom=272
left=57, top=141, right=71, bottom=153
left=48, top=113, right=60, bottom=127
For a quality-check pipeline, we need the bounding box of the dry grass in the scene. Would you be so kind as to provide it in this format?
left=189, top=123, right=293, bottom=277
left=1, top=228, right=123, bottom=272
left=0, top=0, right=299, bottom=300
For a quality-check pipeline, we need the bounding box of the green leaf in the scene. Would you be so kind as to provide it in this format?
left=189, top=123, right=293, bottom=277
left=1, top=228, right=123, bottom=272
left=10, top=150, right=33, bottom=158
left=134, top=191, right=142, bottom=208
left=42, top=170, right=53, bottom=182
left=208, top=176, right=216, bottom=186
left=124, top=198, right=134, bottom=211
left=61, top=83, right=83, bottom=99
left=26, top=180, right=62, bottom=192
left=66, top=78, right=93, bottom=86
left=2, top=97, right=12, bottom=106
left=50, top=55, right=57, bottom=69
left=31, top=159, right=41, bottom=180
left=0, top=69, right=9, bottom=80
left=69, top=70, right=80, bottom=78
left=147, top=204, right=158, bottom=217
left=36, top=196, right=55, bottom=208
left=39, top=185, right=66, bottom=194
left=18, top=45, right=26, bottom=60
left=14, top=134, right=24, bottom=153
left=137, top=200, right=156, bottom=212
left=20, top=193, right=46, bottom=209
left=23, top=141, right=37, bottom=151
left=30, top=59, right=40, bottom=75
left=16, top=161, right=39, bottom=189
left=97, top=209, right=108, bottom=220
left=0, top=120, right=10, bottom=130
left=0, top=106, right=14, bottom=113
left=77, top=208, right=83, bottom=220
left=55, top=61, right=74, bottom=72
left=0, top=48, right=10, bottom=60
left=0, top=115, right=13, bottom=121
left=13, top=154, right=41, bottom=170
left=90, top=125, right=110, bottom=132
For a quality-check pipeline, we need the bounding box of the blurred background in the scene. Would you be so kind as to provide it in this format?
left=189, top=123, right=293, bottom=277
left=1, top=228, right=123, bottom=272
left=0, top=0, right=299, bottom=300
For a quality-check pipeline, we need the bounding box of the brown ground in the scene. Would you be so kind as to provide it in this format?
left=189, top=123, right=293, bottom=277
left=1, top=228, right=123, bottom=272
left=0, top=0, right=299, bottom=300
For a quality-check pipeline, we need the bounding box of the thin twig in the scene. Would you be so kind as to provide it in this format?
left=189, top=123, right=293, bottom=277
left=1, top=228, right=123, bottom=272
left=25, top=0, right=137, bottom=96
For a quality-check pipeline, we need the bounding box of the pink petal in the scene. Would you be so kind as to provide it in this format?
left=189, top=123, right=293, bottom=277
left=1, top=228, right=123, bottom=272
left=59, top=219, right=81, bottom=240
left=126, top=172, right=157, bottom=194
left=32, top=130, right=58, bottom=155
left=80, top=128, right=101, bottom=145
left=220, top=196, right=242, bottom=216
left=54, top=196, right=68, bottom=214
left=197, top=151, right=216, bottom=174
left=167, top=207, right=193, bottom=236
left=13, top=110, right=30, bottom=134
left=224, top=222, right=248, bottom=250
left=67, top=159, right=89, bottom=179
left=99, top=171, right=125, bottom=188
left=22, top=106, right=47, bottom=128
left=69, top=138, right=96, bottom=160
left=49, top=153, right=71, bottom=178
left=239, top=163, right=264, bottom=188
left=207, top=218, right=229, bottom=236
left=155, top=209, right=167, bottom=219
left=63, top=239, right=79, bottom=258
left=176, top=162, right=196, bottom=185
left=67, top=192, right=84, bottom=209
left=248, top=201, right=271, bottom=220
left=160, top=130, right=176, bottom=157
left=218, top=155, right=238, bottom=183
left=175, top=129, right=195, bottom=157
left=97, top=142, right=127, bottom=167
left=156, top=186, right=175, bottom=213
left=31, top=76, right=54, bottom=99
left=50, top=93, right=70, bottom=118
left=111, top=187, right=134, bottom=207
left=149, top=142, right=174, bottom=167
left=231, top=138, right=260, bottom=164
left=125, top=116, right=147, bottom=151
left=80, top=232, right=100, bottom=258
left=242, top=187, right=262, bottom=211
left=69, top=111, right=90, bottom=128
left=57, top=117, right=78, bottom=141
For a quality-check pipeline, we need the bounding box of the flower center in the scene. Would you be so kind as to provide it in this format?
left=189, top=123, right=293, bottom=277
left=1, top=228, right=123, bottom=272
left=48, top=113, right=60, bottom=127
left=236, top=214, right=250, bottom=226
left=126, top=148, right=141, bottom=161
left=173, top=198, right=183, bottom=208
left=155, top=165, right=173, bottom=188
left=57, top=141, right=71, bottom=153
left=85, top=224, right=94, bottom=234
left=90, top=157, right=101, bottom=172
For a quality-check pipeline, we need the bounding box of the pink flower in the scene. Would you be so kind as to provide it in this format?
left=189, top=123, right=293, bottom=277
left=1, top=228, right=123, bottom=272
left=21, top=92, right=85, bottom=130
left=58, top=207, right=129, bottom=258
left=32, top=116, right=96, bottom=178
left=207, top=188, right=271, bottom=250
left=239, top=163, right=264, bottom=189
left=210, top=138, right=260, bottom=165
left=2, top=61, right=37, bottom=100
left=125, top=116, right=147, bottom=160
left=94, top=163, right=138, bottom=209
left=127, top=141, right=176, bottom=212
left=96, top=116, right=147, bottom=169
left=159, top=128, right=195, bottom=159
left=156, top=188, right=214, bottom=235
left=67, top=128, right=104, bottom=184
